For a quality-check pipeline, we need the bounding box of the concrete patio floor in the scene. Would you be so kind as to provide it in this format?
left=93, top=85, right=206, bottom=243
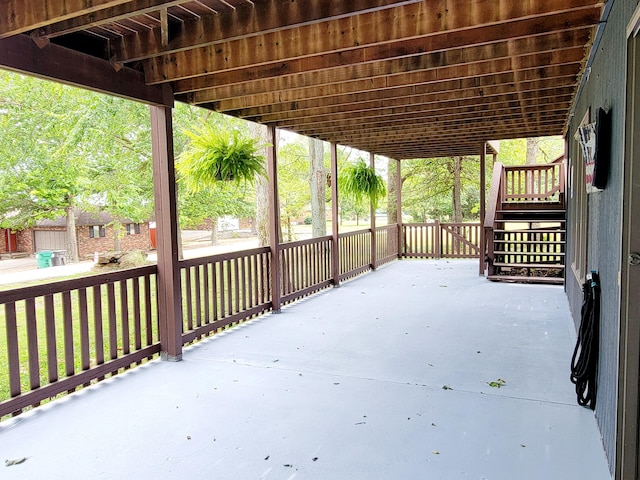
left=0, top=260, right=610, bottom=479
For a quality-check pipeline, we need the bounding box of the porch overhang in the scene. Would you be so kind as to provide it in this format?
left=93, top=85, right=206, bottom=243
left=0, top=0, right=606, bottom=159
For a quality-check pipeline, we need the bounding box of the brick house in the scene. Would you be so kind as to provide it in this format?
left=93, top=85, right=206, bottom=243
left=24, top=212, right=152, bottom=260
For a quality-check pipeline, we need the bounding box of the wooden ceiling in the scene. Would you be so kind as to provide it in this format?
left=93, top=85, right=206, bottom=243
left=0, top=0, right=605, bottom=159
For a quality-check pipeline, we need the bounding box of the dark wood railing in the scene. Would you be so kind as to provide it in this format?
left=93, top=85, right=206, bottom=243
left=179, top=247, right=271, bottom=345
left=376, top=224, right=399, bottom=266
left=1, top=223, right=458, bottom=418
left=403, top=222, right=481, bottom=258
left=338, top=229, right=372, bottom=281
left=279, top=236, right=333, bottom=304
left=0, top=266, right=160, bottom=418
left=502, top=162, right=565, bottom=204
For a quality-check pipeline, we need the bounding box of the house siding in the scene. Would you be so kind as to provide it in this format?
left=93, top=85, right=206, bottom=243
left=565, top=0, right=635, bottom=471
left=76, top=223, right=152, bottom=259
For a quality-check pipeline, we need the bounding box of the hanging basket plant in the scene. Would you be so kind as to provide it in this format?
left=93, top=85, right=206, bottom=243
left=339, top=160, right=386, bottom=209
left=177, top=123, right=266, bottom=191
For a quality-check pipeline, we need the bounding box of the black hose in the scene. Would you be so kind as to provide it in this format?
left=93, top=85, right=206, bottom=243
left=570, top=271, right=600, bottom=410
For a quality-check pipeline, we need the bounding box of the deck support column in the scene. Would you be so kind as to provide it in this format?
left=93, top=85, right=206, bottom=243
left=266, top=124, right=281, bottom=312
left=396, top=159, right=403, bottom=259
left=479, top=142, right=487, bottom=276
left=370, top=152, right=377, bottom=271
left=150, top=103, right=182, bottom=362
left=330, top=142, right=340, bottom=287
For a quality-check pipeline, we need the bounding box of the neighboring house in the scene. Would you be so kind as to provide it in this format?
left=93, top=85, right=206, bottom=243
left=27, top=212, right=151, bottom=259
left=0, top=228, right=31, bottom=257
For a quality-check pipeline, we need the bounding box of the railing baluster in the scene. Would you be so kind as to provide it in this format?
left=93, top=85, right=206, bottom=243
left=62, top=291, right=75, bottom=379
left=195, top=265, right=202, bottom=329
left=78, top=288, right=90, bottom=372
left=107, top=283, right=117, bottom=362
left=24, top=298, right=40, bottom=390
left=93, top=285, right=105, bottom=370
left=119, top=280, right=130, bottom=356
left=44, top=294, right=58, bottom=383
left=132, top=277, right=142, bottom=351
left=5, top=302, right=21, bottom=398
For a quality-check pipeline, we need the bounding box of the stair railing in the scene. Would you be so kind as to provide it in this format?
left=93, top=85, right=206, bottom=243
left=484, top=162, right=506, bottom=276
left=502, top=162, right=565, bottom=205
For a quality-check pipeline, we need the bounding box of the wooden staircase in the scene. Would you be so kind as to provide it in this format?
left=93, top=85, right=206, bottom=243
left=484, top=158, right=566, bottom=284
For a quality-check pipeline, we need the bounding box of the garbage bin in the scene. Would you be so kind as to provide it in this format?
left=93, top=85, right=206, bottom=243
left=36, top=251, right=53, bottom=268
left=51, top=250, right=66, bottom=266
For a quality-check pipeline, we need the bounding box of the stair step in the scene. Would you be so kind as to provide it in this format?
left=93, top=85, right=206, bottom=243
left=488, top=275, right=564, bottom=285
left=493, top=239, right=566, bottom=244
left=493, top=262, right=565, bottom=269
left=494, top=229, right=566, bottom=234
left=494, top=251, right=565, bottom=256
left=497, top=219, right=565, bottom=224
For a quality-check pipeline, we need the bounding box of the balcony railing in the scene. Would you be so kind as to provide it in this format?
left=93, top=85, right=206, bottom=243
left=0, top=266, right=160, bottom=418
left=1, top=222, right=476, bottom=418
left=402, top=222, right=481, bottom=259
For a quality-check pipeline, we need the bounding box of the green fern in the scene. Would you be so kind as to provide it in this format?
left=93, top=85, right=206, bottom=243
left=339, top=160, right=386, bottom=209
left=177, top=123, right=266, bottom=191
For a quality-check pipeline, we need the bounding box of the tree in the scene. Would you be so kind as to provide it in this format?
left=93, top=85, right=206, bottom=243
left=0, top=71, right=154, bottom=261
left=308, top=137, right=327, bottom=238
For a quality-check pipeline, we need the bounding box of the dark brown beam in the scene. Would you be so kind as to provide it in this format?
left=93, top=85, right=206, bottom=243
left=190, top=66, right=579, bottom=112
left=273, top=90, right=574, bottom=130
left=0, top=34, right=172, bottom=107
left=144, top=17, right=593, bottom=84
left=266, top=124, right=282, bottom=312
left=215, top=71, right=578, bottom=116
left=0, top=0, right=132, bottom=38
left=173, top=43, right=586, bottom=97
left=285, top=95, right=573, bottom=135
left=112, top=0, right=425, bottom=62
left=330, top=142, right=340, bottom=287
left=150, top=103, right=182, bottom=361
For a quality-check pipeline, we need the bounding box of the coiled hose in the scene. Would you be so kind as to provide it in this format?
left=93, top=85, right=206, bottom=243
left=570, top=271, right=600, bottom=410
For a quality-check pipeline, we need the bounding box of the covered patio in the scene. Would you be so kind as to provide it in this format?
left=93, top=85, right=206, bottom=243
left=0, top=261, right=609, bottom=479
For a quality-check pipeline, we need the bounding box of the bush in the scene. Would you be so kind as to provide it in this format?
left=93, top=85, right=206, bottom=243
left=304, top=216, right=312, bottom=225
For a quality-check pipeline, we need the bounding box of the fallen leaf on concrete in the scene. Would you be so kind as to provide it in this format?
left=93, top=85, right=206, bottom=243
left=5, top=458, right=27, bottom=467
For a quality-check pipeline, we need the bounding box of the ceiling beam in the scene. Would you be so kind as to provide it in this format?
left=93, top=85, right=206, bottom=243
left=173, top=44, right=587, bottom=103
left=143, top=7, right=597, bottom=84
left=218, top=75, right=577, bottom=119
left=112, top=0, right=425, bottom=63
left=249, top=87, right=575, bottom=126
left=0, top=0, right=133, bottom=38
left=197, top=63, right=580, bottom=112
left=288, top=101, right=573, bottom=137
left=0, top=33, right=172, bottom=107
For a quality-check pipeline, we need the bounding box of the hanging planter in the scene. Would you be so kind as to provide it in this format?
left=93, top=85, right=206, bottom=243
left=339, top=160, right=386, bottom=209
left=177, top=123, right=266, bottom=191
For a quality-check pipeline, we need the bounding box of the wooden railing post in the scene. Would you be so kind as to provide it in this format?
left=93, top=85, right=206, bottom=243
left=479, top=142, right=487, bottom=275
left=330, top=142, right=340, bottom=287
left=266, top=124, right=281, bottom=312
left=150, top=102, right=182, bottom=362
left=396, top=158, right=403, bottom=259
left=435, top=220, right=441, bottom=259
left=369, top=152, right=377, bottom=270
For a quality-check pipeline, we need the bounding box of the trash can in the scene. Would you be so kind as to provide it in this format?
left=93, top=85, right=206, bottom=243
left=36, top=251, right=53, bottom=268
left=51, top=250, right=66, bottom=266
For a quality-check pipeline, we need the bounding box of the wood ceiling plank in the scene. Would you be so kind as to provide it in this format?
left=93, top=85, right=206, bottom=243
left=287, top=112, right=570, bottom=141
left=288, top=101, right=573, bottom=137
left=246, top=87, right=575, bottom=125
left=0, top=0, right=133, bottom=38
left=173, top=43, right=586, bottom=104
left=143, top=7, right=597, bottom=84
left=112, top=0, right=426, bottom=62
left=218, top=75, right=577, bottom=119
left=200, top=63, right=579, bottom=112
